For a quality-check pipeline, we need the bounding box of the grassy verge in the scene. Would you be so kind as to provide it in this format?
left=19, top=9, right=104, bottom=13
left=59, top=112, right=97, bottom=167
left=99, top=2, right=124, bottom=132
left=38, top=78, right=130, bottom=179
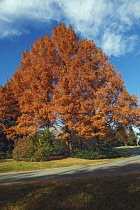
left=0, top=158, right=120, bottom=173
left=0, top=149, right=131, bottom=174
left=0, top=173, right=140, bottom=210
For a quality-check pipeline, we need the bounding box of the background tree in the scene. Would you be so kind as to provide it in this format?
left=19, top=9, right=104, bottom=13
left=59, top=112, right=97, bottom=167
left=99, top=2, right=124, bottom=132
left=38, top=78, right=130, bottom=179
left=0, top=84, right=19, bottom=132
left=115, top=124, right=129, bottom=146
left=0, top=84, right=19, bottom=157
left=127, top=126, right=138, bottom=146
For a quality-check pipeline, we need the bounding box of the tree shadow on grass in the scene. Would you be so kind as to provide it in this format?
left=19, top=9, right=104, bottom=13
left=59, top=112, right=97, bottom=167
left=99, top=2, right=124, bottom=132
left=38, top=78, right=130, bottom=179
left=0, top=171, right=140, bottom=210
left=1, top=150, right=140, bottom=209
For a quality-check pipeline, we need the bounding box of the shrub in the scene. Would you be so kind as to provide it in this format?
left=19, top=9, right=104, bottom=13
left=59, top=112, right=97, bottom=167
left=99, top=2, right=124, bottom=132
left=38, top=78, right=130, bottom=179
left=99, top=144, right=121, bottom=158
left=12, top=135, right=35, bottom=161
left=71, top=149, right=106, bottom=159
left=12, top=129, right=54, bottom=161
left=71, top=145, right=126, bottom=160
left=31, top=129, right=54, bottom=161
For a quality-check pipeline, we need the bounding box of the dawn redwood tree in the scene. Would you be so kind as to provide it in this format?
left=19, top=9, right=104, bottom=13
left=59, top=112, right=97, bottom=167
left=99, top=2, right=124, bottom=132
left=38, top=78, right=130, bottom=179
left=8, top=23, right=140, bottom=151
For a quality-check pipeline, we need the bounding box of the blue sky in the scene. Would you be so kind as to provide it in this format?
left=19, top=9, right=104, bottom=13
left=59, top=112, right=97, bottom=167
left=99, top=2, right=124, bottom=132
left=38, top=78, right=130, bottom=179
left=0, top=0, right=140, bottom=102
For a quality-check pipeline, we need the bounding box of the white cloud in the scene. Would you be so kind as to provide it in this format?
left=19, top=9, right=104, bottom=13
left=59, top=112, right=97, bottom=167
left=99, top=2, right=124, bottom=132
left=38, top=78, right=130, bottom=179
left=2, top=29, right=22, bottom=38
left=102, top=29, right=138, bottom=57
left=0, top=0, right=140, bottom=57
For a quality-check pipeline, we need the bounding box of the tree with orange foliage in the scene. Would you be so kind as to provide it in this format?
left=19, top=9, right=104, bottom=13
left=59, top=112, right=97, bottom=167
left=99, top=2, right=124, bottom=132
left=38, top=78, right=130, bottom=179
left=0, top=83, right=20, bottom=158
left=7, top=23, right=139, bottom=152
left=10, top=35, right=57, bottom=136
left=52, top=24, right=140, bottom=150
left=0, top=83, right=19, bottom=138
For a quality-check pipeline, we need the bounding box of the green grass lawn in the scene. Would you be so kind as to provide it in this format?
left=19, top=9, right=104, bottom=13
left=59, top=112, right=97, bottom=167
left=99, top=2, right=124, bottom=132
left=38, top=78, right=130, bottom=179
left=0, top=173, right=140, bottom=210
left=0, top=157, right=121, bottom=173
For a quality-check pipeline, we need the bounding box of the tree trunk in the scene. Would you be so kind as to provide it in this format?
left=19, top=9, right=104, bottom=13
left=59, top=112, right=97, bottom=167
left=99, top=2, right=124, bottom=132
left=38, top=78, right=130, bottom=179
left=95, top=136, right=101, bottom=151
left=64, top=126, right=73, bottom=155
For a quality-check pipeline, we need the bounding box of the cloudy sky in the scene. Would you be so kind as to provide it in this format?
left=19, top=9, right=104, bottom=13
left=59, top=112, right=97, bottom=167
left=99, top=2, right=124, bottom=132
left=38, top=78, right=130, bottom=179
left=0, top=0, right=140, bottom=101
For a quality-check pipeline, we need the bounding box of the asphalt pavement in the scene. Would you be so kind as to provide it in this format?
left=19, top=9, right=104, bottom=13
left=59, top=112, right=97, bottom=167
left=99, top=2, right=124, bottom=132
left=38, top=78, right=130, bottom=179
left=0, top=147, right=140, bottom=184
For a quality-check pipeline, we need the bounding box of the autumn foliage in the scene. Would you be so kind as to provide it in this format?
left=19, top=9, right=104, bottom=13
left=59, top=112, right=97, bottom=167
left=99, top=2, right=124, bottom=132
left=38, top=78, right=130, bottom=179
left=0, top=23, right=140, bottom=153
left=0, top=83, right=19, bottom=137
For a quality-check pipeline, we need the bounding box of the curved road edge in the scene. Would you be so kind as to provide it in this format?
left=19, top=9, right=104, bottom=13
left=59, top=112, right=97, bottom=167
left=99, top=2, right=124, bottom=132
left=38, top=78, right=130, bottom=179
left=0, top=147, right=140, bottom=184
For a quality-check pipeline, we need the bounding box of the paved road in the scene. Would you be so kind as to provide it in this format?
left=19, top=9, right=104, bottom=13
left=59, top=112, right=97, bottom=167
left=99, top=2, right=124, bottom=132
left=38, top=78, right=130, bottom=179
left=0, top=147, right=140, bottom=184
